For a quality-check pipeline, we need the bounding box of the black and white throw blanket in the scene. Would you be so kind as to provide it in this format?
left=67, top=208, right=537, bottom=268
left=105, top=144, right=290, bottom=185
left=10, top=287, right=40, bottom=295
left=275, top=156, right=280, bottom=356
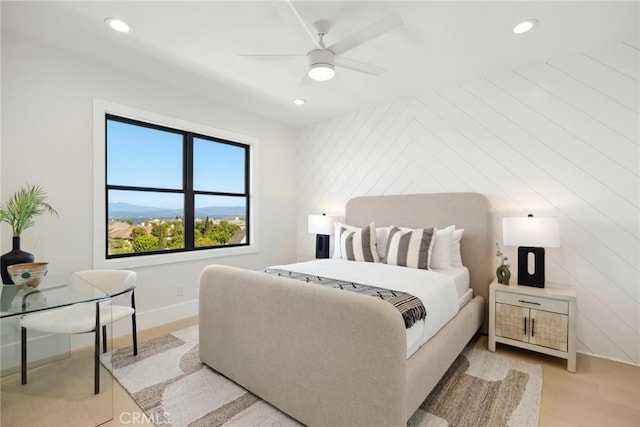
left=264, top=268, right=427, bottom=328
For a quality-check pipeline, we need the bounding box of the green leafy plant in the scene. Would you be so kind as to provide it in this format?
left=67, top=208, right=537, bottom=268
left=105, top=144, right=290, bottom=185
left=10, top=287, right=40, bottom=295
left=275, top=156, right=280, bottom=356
left=0, top=184, right=58, bottom=236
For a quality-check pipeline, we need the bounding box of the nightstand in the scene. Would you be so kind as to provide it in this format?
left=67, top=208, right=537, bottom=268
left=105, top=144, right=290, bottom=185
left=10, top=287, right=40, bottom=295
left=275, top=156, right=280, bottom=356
left=488, top=280, right=577, bottom=372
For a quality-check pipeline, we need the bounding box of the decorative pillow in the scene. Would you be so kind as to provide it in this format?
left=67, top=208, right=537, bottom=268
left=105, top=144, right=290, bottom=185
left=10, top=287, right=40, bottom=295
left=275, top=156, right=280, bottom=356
left=451, top=228, right=465, bottom=267
left=332, top=222, right=346, bottom=259
left=376, top=226, right=417, bottom=262
left=430, top=225, right=455, bottom=269
left=339, top=222, right=380, bottom=263
left=332, top=222, right=364, bottom=259
left=384, top=227, right=436, bottom=270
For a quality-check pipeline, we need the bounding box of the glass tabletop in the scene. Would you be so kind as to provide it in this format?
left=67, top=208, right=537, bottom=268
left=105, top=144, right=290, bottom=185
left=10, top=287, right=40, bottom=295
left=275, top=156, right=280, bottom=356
left=0, top=273, right=109, bottom=318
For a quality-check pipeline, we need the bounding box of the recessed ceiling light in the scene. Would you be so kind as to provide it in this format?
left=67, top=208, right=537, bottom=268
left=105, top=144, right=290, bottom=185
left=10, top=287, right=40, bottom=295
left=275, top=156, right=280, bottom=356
left=513, top=19, right=538, bottom=34
left=105, top=17, right=133, bottom=33
left=293, top=99, right=306, bottom=106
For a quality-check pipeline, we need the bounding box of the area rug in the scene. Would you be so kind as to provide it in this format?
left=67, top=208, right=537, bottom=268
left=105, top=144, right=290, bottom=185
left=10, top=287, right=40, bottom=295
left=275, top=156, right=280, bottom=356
left=111, top=326, right=542, bottom=427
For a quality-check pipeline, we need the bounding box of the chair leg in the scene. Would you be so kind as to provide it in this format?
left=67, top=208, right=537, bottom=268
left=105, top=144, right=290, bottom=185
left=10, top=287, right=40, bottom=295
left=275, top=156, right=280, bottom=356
left=94, top=303, right=100, bottom=395
left=102, top=325, right=107, bottom=354
left=131, top=312, right=138, bottom=356
left=131, top=291, right=138, bottom=356
left=21, top=327, right=27, bottom=385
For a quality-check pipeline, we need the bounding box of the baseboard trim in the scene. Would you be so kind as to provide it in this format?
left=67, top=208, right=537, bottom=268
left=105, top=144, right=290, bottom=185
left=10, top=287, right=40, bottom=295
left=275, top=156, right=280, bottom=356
left=577, top=350, right=640, bottom=368
left=1, top=300, right=199, bottom=372
left=111, top=299, right=198, bottom=339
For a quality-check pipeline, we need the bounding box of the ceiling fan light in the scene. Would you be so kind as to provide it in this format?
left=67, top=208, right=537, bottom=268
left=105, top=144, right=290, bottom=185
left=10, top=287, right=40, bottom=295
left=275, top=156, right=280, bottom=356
left=308, top=63, right=335, bottom=81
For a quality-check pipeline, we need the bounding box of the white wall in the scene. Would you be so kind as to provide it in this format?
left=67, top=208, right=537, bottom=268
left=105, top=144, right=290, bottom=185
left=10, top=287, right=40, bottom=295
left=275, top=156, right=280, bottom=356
left=296, top=41, right=640, bottom=365
left=1, top=32, right=298, bottom=331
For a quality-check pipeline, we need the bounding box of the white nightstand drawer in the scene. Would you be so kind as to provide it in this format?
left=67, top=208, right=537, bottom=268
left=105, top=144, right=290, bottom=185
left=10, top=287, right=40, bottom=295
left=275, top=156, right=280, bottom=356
left=496, top=290, right=568, bottom=314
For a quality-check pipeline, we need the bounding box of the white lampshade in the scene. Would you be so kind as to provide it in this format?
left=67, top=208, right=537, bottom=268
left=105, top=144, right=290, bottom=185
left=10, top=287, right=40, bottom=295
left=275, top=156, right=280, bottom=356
left=308, top=214, right=338, bottom=235
left=503, top=216, right=560, bottom=247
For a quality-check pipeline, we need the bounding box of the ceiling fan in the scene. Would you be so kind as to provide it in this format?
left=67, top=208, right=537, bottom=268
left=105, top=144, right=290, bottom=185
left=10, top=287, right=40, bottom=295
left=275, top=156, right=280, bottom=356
left=238, top=1, right=403, bottom=84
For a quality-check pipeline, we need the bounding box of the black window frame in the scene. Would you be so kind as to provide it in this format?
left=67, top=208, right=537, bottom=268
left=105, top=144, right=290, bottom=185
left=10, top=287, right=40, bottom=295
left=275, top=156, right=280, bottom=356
left=105, top=114, right=250, bottom=259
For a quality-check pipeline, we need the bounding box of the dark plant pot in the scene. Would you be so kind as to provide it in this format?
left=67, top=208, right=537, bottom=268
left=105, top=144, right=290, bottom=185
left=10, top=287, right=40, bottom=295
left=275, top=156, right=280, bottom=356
left=1, top=237, right=35, bottom=284
left=496, top=264, right=511, bottom=286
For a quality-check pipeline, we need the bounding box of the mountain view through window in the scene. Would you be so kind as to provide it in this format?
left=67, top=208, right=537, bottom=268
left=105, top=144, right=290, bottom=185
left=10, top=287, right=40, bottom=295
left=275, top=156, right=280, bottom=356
left=106, top=115, right=250, bottom=257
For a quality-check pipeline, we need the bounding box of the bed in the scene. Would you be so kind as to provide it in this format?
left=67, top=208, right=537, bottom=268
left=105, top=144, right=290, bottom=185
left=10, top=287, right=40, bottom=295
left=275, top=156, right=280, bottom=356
left=199, top=192, right=493, bottom=426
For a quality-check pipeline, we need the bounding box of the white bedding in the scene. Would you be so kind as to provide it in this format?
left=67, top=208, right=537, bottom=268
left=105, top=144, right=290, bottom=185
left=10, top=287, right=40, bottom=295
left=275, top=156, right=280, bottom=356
left=457, top=288, right=474, bottom=310
left=431, top=266, right=470, bottom=300
left=267, top=259, right=462, bottom=358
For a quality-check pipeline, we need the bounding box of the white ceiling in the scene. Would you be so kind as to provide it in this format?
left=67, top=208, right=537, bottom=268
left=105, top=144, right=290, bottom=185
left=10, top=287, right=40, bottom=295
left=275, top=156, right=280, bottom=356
left=3, top=1, right=638, bottom=128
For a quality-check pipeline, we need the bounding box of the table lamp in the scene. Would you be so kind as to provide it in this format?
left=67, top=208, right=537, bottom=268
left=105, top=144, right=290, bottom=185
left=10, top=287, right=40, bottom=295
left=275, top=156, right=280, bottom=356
left=308, top=213, right=339, bottom=259
left=502, top=214, right=560, bottom=288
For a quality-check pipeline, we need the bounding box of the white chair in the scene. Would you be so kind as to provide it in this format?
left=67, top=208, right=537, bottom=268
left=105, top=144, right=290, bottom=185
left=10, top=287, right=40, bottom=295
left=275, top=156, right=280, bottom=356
left=20, top=269, right=138, bottom=394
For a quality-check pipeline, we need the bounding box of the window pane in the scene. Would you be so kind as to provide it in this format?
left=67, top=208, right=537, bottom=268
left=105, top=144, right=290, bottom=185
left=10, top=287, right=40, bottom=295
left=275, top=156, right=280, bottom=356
left=107, top=190, right=184, bottom=255
left=107, top=119, right=183, bottom=189
left=194, top=195, right=247, bottom=247
left=193, top=138, right=245, bottom=193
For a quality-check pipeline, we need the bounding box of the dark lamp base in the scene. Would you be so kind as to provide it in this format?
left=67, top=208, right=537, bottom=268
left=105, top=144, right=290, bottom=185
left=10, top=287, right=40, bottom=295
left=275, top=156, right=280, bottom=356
left=315, top=234, right=330, bottom=259
left=517, top=246, right=545, bottom=288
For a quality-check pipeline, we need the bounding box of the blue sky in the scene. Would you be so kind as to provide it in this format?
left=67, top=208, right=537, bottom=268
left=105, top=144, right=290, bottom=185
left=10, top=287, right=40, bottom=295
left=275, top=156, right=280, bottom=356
left=107, top=119, right=245, bottom=208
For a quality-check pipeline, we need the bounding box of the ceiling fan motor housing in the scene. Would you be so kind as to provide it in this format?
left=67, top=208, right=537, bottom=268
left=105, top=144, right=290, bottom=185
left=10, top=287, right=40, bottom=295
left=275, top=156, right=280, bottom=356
left=308, top=49, right=335, bottom=68
left=307, top=49, right=336, bottom=81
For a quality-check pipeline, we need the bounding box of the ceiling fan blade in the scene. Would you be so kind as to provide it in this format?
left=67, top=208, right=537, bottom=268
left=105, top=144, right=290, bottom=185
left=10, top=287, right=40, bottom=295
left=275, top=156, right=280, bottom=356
left=300, top=72, right=314, bottom=86
left=237, top=54, right=306, bottom=61
left=335, top=57, right=385, bottom=76
left=269, top=0, right=320, bottom=50
left=328, top=13, right=403, bottom=56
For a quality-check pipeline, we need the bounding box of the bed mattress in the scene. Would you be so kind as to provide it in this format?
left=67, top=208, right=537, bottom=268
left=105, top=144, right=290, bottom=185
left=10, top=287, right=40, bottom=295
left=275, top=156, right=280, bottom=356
left=267, top=259, right=467, bottom=358
left=431, top=266, right=470, bottom=299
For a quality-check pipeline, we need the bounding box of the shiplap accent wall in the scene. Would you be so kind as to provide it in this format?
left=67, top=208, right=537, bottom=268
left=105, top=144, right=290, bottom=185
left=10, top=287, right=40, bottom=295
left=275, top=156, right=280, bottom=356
left=295, top=41, right=640, bottom=365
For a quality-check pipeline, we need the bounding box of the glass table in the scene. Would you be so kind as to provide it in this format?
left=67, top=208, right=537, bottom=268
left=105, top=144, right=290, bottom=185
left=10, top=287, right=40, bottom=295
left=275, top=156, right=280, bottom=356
left=0, top=274, right=114, bottom=426
left=1, top=273, right=110, bottom=318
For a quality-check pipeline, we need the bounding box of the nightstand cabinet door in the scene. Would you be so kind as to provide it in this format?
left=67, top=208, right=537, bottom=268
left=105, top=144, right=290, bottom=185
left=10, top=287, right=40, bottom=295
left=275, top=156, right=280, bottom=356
left=530, top=309, right=568, bottom=351
left=495, top=303, right=528, bottom=342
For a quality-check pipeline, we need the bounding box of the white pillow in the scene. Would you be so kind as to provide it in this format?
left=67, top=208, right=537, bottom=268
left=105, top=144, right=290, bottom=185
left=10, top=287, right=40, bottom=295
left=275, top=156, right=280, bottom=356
left=333, top=222, right=343, bottom=258
left=384, top=227, right=437, bottom=270
left=451, top=228, right=465, bottom=267
left=430, top=225, right=455, bottom=269
left=339, top=222, right=379, bottom=263
left=376, top=226, right=394, bottom=261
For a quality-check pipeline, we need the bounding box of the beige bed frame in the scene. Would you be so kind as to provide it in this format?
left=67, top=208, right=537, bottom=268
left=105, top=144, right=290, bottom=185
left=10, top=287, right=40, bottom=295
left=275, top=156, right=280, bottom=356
left=199, top=193, right=493, bottom=426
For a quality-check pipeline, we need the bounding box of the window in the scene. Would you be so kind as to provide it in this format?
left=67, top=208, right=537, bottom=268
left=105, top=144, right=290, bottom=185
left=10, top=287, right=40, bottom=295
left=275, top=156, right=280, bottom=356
left=105, top=114, right=250, bottom=258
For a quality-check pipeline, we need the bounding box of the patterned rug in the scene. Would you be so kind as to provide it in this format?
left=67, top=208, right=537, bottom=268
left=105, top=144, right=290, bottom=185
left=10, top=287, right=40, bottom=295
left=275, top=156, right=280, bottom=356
left=111, top=326, right=542, bottom=427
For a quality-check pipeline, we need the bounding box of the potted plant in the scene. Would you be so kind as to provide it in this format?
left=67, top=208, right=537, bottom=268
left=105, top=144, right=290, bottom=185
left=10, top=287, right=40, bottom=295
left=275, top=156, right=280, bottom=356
left=495, top=242, right=511, bottom=285
left=0, top=184, right=58, bottom=284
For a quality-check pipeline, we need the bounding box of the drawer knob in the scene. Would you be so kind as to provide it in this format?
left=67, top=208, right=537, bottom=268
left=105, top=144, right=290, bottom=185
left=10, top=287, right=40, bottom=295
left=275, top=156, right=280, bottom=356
left=518, top=299, right=541, bottom=305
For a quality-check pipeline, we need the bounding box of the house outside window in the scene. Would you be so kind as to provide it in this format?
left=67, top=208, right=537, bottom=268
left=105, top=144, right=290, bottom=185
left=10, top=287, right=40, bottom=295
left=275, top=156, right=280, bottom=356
left=105, top=114, right=250, bottom=259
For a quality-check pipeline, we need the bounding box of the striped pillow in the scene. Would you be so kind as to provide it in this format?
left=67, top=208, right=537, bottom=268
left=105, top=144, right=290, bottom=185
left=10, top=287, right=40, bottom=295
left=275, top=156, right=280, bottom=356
left=339, top=222, right=380, bottom=263
left=384, top=227, right=437, bottom=270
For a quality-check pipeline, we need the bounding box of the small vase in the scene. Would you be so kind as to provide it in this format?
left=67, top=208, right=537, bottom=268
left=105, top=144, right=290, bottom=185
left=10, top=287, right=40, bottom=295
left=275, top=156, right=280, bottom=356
left=496, top=264, right=511, bottom=286
left=1, top=237, right=35, bottom=284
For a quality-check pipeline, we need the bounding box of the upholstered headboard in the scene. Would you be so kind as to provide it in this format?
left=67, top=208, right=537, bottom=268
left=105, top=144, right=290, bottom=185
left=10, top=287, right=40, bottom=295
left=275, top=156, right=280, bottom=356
left=345, top=192, right=493, bottom=332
